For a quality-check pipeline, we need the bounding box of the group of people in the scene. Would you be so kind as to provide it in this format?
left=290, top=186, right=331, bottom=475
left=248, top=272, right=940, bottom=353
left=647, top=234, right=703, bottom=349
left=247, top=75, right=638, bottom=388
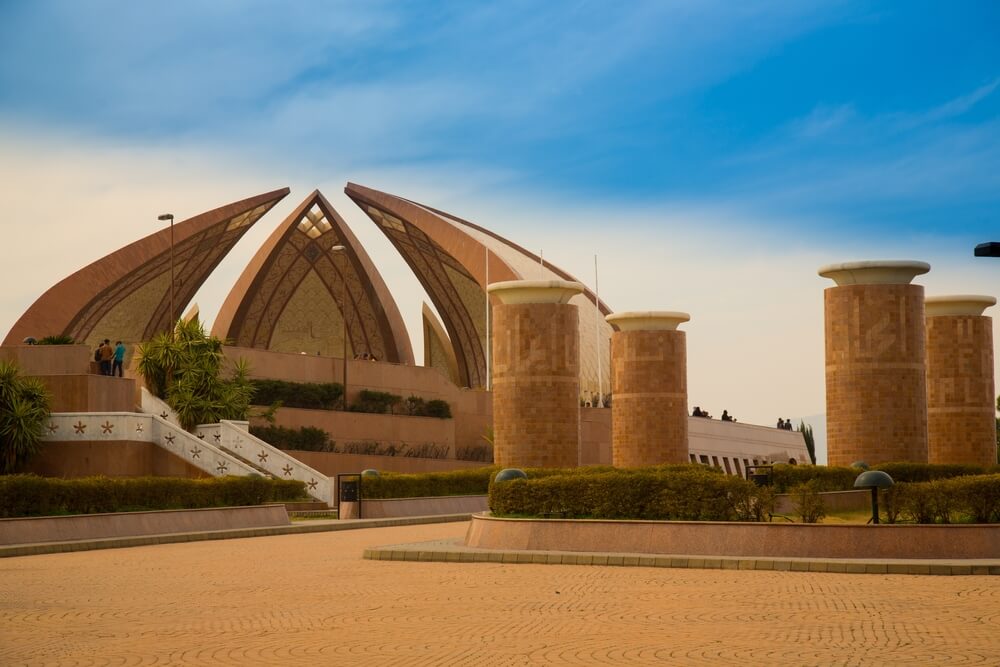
left=353, top=352, right=379, bottom=361
left=776, top=418, right=795, bottom=430
left=94, top=340, right=126, bottom=377
left=692, top=406, right=733, bottom=420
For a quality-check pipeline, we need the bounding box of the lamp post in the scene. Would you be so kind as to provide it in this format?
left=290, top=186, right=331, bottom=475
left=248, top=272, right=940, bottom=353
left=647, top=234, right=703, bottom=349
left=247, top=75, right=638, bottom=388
left=157, top=213, right=175, bottom=339
left=331, top=245, right=348, bottom=409
left=853, top=470, right=894, bottom=525
left=974, top=242, right=999, bottom=257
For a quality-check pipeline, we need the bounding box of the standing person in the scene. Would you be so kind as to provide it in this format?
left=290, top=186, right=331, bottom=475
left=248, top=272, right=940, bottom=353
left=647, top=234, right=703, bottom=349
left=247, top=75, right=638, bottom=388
left=99, top=338, right=114, bottom=376
left=112, top=340, right=126, bottom=378
left=776, top=418, right=785, bottom=429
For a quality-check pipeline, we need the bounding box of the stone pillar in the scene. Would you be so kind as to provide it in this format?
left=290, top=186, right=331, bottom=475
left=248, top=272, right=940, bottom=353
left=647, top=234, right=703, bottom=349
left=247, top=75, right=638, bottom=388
left=488, top=280, right=583, bottom=468
left=925, top=295, right=997, bottom=466
left=819, top=261, right=931, bottom=466
left=605, top=311, right=690, bottom=468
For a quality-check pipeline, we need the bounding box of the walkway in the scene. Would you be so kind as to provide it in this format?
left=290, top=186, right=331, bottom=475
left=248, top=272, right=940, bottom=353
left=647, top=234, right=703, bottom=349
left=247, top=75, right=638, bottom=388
left=2, top=522, right=998, bottom=665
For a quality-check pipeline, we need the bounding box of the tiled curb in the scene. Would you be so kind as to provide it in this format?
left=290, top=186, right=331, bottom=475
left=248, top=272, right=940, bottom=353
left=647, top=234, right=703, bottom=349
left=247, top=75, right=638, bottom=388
left=0, top=513, right=472, bottom=559
left=363, top=541, right=1000, bottom=576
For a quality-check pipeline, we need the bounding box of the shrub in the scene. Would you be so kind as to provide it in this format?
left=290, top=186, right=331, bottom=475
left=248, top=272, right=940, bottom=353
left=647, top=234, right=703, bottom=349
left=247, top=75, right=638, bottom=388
left=728, top=480, right=775, bottom=522
left=250, top=425, right=332, bottom=452
left=136, top=320, right=254, bottom=430
left=790, top=481, right=826, bottom=523
left=0, top=361, right=51, bottom=474
left=0, top=475, right=307, bottom=517
left=770, top=464, right=857, bottom=493
left=37, top=335, right=75, bottom=345
left=873, top=462, right=990, bottom=484
left=489, top=465, right=760, bottom=521
left=456, top=443, right=493, bottom=462
left=424, top=399, right=452, bottom=419
left=360, top=467, right=498, bottom=499
left=350, top=390, right=402, bottom=414
left=250, top=379, right=343, bottom=410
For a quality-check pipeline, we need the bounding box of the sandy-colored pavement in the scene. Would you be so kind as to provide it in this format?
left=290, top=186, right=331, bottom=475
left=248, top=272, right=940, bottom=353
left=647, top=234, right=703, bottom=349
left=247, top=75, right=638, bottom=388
left=1, top=521, right=998, bottom=666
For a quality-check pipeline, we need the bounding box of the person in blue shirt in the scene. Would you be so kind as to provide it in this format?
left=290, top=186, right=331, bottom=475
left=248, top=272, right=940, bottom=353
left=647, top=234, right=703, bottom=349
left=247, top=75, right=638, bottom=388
left=112, top=341, right=126, bottom=377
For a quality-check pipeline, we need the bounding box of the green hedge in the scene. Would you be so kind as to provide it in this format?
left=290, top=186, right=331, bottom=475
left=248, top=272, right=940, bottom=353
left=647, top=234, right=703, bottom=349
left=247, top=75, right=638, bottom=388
left=881, top=474, right=1000, bottom=524
left=250, top=425, right=331, bottom=451
left=770, top=462, right=1000, bottom=493
left=874, top=462, right=999, bottom=483
left=250, top=379, right=344, bottom=410
left=489, top=465, right=772, bottom=521
left=0, top=475, right=307, bottom=518
left=360, top=467, right=498, bottom=499
left=770, top=464, right=858, bottom=493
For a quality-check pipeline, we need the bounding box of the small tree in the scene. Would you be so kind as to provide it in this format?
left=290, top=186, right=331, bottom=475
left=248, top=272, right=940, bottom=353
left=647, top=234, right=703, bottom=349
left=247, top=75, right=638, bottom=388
left=798, top=420, right=816, bottom=465
left=0, top=361, right=51, bottom=473
left=791, top=481, right=826, bottom=523
left=136, top=319, right=253, bottom=431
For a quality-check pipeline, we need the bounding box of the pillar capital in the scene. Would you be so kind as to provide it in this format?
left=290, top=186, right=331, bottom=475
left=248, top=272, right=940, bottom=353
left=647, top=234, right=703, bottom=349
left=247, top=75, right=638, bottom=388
left=818, top=260, right=930, bottom=286
left=606, top=311, right=690, bottom=331
left=925, top=295, right=996, bottom=317
left=487, top=280, right=584, bottom=305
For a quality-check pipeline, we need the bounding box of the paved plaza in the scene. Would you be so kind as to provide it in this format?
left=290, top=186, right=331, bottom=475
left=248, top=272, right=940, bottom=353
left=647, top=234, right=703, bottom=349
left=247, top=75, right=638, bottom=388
left=1, top=522, right=999, bottom=666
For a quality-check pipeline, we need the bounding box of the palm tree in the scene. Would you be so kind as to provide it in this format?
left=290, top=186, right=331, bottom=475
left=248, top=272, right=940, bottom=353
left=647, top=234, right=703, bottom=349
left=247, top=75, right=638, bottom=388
left=0, top=361, right=51, bottom=473
left=136, top=319, right=254, bottom=431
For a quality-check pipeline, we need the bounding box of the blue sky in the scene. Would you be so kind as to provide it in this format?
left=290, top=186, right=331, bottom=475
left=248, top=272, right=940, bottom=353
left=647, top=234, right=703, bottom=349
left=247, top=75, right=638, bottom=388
left=1, top=1, right=998, bottom=453
left=2, top=1, right=997, bottom=240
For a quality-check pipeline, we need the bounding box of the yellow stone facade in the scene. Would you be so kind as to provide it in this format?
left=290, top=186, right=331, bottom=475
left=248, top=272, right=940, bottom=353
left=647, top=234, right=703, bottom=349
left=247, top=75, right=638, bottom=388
left=610, top=329, right=688, bottom=467
left=491, top=299, right=580, bottom=469
left=823, top=283, right=928, bottom=466
left=926, top=313, right=996, bottom=466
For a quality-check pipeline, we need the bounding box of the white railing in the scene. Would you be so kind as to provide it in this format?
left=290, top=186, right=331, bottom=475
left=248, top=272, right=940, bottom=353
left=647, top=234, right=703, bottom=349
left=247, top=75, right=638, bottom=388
left=41, top=412, right=259, bottom=479
left=216, top=420, right=332, bottom=506
left=140, top=387, right=180, bottom=425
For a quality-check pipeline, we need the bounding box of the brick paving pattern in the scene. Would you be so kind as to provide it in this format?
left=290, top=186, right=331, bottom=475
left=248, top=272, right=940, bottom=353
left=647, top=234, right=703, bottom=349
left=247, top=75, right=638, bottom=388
left=3, top=522, right=999, bottom=665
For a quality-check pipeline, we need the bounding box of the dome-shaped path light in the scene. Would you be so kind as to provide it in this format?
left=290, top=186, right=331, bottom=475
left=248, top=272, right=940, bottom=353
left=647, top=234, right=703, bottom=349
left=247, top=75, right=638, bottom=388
left=854, top=470, right=894, bottom=525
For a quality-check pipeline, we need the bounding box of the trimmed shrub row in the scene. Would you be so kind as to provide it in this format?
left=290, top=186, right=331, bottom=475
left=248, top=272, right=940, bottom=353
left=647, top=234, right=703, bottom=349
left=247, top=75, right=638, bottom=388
left=250, top=381, right=453, bottom=418
left=249, top=425, right=452, bottom=459
left=350, top=390, right=452, bottom=418
left=770, top=462, right=1000, bottom=493
left=881, top=474, right=1000, bottom=524
left=251, top=425, right=330, bottom=451
left=489, top=465, right=774, bottom=521
left=0, top=475, right=307, bottom=518
left=250, top=379, right=343, bottom=410
left=360, top=467, right=498, bottom=499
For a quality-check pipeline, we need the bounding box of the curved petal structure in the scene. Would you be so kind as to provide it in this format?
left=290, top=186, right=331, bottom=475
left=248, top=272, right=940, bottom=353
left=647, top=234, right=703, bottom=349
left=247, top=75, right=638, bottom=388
left=4, top=188, right=290, bottom=347
left=422, top=302, right=460, bottom=385
left=212, top=190, right=413, bottom=364
left=345, top=182, right=612, bottom=391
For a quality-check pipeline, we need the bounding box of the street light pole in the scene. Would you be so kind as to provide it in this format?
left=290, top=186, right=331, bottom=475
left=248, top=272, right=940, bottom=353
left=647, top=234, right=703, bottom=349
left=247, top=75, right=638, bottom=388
left=331, top=245, right=348, bottom=409
left=157, top=213, right=175, bottom=339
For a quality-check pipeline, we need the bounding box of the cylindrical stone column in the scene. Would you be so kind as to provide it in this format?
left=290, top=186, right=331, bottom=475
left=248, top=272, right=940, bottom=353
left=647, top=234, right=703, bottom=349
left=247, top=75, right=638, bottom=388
left=488, top=280, right=583, bottom=468
left=605, top=311, right=690, bottom=468
left=819, top=260, right=931, bottom=467
left=925, top=295, right=997, bottom=466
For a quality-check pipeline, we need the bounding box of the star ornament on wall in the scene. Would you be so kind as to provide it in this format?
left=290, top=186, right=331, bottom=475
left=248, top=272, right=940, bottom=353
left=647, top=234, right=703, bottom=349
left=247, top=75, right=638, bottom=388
left=101, top=421, right=114, bottom=434
left=73, top=421, right=86, bottom=435
left=46, top=423, right=58, bottom=434
left=282, top=465, right=293, bottom=477
left=190, top=447, right=202, bottom=459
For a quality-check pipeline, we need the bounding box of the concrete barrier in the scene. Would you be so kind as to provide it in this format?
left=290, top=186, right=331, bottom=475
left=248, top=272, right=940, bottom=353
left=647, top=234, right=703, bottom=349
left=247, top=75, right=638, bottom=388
left=358, top=495, right=488, bottom=519
left=465, top=513, right=1000, bottom=560
left=0, top=505, right=290, bottom=546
